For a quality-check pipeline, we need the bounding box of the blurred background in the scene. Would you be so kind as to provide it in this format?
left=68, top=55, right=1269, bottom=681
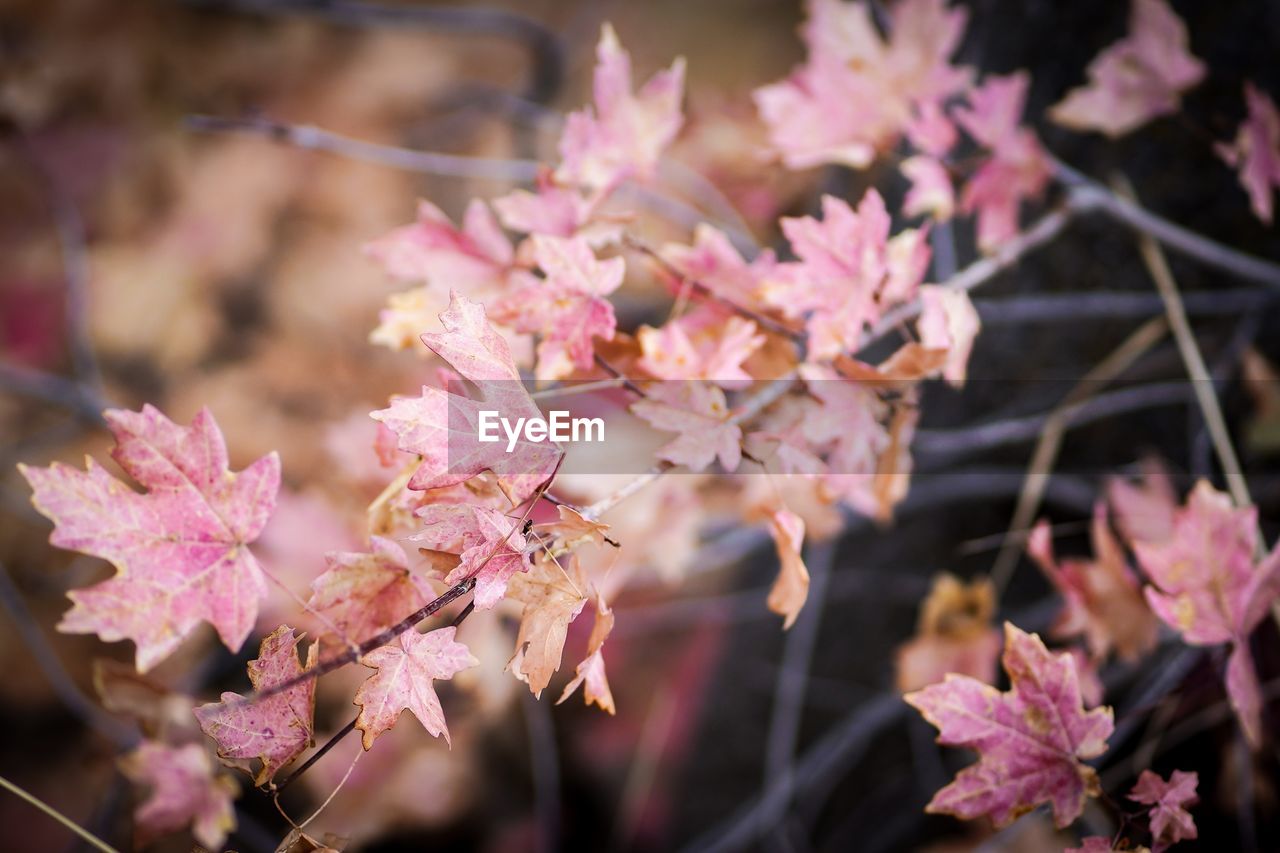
left=2, top=1, right=1280, bottom=850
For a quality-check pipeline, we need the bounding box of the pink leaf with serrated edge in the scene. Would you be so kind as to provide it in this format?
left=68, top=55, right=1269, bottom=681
left=1107, top=456, right=1178, bottom=546
left=19, top=405, right=278, bottom=672
left=1133, top=480, right=1280, bottom=746
left=306, top=537, right=433, bottom=646
left=557, top=594, right=616, bottom=714
left=371, top=292, right=562, bottom=505
left=1066, top=839, right=1115, bottom=853
left=493, top=234, right=624, bottom=381
left=754, top=0, right=970, bottom=170
left=955, top=72, right=1052, bottom=252
left=1217, top=83, right=1280, bottom=224
left=1129, top=769, right=1198, bottom=847
left=631, top=382, right=742, bottom=472
left=901, top=155, right=955, bottom=221
left=365, top=199, right=512, bottom=290
left=556, top=24, right=685, bottom=192
left=411, top=504, right=531, bottom=610
left=918, top=285, right=981, bottom=385
left=661, top=224, right=779, bottom=312
left=120, top=741, right=237, bottom=849
left=195, top=625, right=317, bottom=786
left=905, top=622, right=1114, bottom=828
left=1027, top=507, right=1159, bottom=663
left=766, top=190, right=930, bottom=361
left=353, top=626, right=478, bottom=748
left=1051, top=0, right=1204, bottom=138
left=637, top=310, right=764, bottom=387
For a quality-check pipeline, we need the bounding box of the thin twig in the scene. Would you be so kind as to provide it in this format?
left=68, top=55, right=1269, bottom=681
left=187, top=114, right=541, bottom=181
left=759, top=538, right=837, bottom=837
left=973, top=288, right=1274, bottom=326
left=0, top=561, right=135, bottom=746
left=232, top=578, right=476, bottom=707
left=624, top=235, right=802, bottom=340
left=0, top=362, right=109, bottom=425
left=275, top=718, right=358, bottom=795
left=1053, top=158, right=1280, bottom=289
left=865, top=202, right=1079, bottom=345
left=914, top=381, right=1190, bottom=462
left=1119, top=178, right=1253, bottom=511
left=0, top=774, right=119, bottom=853
left=989, top=316, right=1169, bottom=593
left=522, top=689, right=561, bottom=853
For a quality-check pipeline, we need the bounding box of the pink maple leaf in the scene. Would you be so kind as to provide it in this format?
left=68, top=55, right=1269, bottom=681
left=353, top=625, right=478, bottom=748
left=306, top=537, right=434, bottom=647
left=365, top=199, right=513, bottom=291
left=492, top=234, right=624, bottom=381
left=918, top=285, right=981, bottom=385
left=556, top=23, right=686, bottom=193
left=120, top=741, right=237, bottom=849
left=905, top=622, right=1115, bottom=828
left=637, top=309, right=764, bottom=386
left=195, top=625, right=317, bottom=787
left=1026, top=506, right=1159, bottom=663
left=1129, top=769, right=1198, bottom=848
left=955, top=75, right=1049, bottom=245
left=371, top=292, right=562, bottom=505
left=955, top=72, right=1053, bottom=252
left=1051, top=0, right=1205, bottom=138
left=767, top=190, right=931, bottom=360
left=1216, top=83, right=1280, bottom=224
left=901, top=155, right=956, bottom=221
left=631, top=382, right=743, bottom=472
left=1107, top=456, right=1178, bottom=546
left=1067, top=839, right=1116, bottom=853
left=19, top=405, right=279, bottom=672
left=1133, top=480, right=1280, bottom=746
left=412, top=504, right=531, bottom=610
left=754, top=0, right=970, bottom=170
left=661, top=223, right=780, bottom=312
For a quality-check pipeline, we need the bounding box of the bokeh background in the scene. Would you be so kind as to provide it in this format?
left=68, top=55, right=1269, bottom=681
left=2, top=1, right=1280, bottom=850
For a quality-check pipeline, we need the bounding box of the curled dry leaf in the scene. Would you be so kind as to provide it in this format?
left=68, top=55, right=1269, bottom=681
left=558, top=594, right=617, bottom=714
left=762, top=506, right=810, bottom=630
left=19, top=405, right=279, bottom=672
left=895, top=573, right=1002, bottom=693
left=195, top=625, right=318, bottom=787
left=905, top=622, right=1114, bottom=828
left=506, top=553, right=590, bottom=697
